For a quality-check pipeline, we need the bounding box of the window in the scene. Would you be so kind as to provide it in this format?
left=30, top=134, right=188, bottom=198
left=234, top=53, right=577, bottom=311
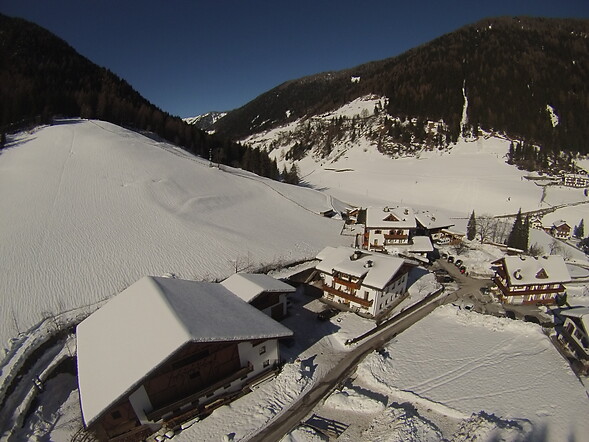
left=263, top=360, right=270, bottom=368
left=259, top=345, right=266, bottom=355
left=189, top=370, right=200, bottom=379
left=111, top=410, right=122, bottom=420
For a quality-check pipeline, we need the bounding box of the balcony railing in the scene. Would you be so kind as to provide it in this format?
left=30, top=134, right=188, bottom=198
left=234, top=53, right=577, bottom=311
left=146, top=363, right=254, bottom=422
left=322, top=284, right=372, bottom=307
left=333, top=276, right=361, bottom=290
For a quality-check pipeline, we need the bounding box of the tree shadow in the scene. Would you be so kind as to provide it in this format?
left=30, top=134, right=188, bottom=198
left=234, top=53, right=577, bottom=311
left=279, top=284, right=341, bottom=361
left=406, top=267, right=430, bottom=289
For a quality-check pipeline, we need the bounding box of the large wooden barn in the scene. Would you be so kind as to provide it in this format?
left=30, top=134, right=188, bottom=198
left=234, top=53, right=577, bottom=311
left=76, top=276, right=293, bottom=441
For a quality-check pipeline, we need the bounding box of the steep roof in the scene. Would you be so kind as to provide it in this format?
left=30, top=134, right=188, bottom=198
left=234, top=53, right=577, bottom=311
left=414, top=210, right=454, bottom=230
left=221, top=273, right=295, bottom=303
left=366, top=206, right=416, bottom=229
left=559, top=307, right=589, bottom=335
left=496, top=255, right=571, bottom=286
left=316, top=246, right=407, bottom=290
left=77, top=276, right=292, bottom=427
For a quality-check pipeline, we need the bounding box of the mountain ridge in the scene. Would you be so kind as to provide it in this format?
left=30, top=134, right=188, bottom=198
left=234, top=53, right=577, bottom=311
left=211, top=16, right=589, bottom=158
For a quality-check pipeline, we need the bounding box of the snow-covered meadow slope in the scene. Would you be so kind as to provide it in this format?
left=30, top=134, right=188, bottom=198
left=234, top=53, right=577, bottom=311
left=0, top=120, right=345, bottom=352
left=246, top=96, right=589, bottom=224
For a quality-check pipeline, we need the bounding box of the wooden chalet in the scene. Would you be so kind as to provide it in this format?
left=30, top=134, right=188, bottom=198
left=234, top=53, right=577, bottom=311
left=414, top=210, right=455, bottom=242
left=529, top=214, right=544, bottom=230
left=550, top=220, right=572, bottom=240
left=562, top=173, right=589, bottom=188
left=556, top=307, right=589, bottom=374
left=76, top=276, right=292, bottom=441
left=363, top=206, right=416, bottom=251
left=491, top=255, right=571, bottom=305
left=221, top=273, right=295, bottom=320
left=315, top=246, right=415, bottom=317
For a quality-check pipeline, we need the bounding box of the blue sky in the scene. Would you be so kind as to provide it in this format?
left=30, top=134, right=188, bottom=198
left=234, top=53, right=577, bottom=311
left=1, top=1, right=588, bottom=118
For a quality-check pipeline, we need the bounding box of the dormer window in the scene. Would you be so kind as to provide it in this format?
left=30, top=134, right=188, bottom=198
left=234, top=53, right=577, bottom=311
left=536, top=269, right=548, bottom=279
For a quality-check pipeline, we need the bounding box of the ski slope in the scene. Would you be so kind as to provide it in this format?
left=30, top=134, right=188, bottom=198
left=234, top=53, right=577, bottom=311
left=0, top=120, right=345, bottom=352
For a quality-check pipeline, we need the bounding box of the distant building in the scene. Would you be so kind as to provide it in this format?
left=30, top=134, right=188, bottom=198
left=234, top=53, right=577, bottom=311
left=529, top=214, right=544, bottom=230
left=556, top=307, right=589, bottom=374
left=77, top=276, right=292, bottom=440
left=551, top=220, right=572, bottom=240
left=221, top=273, right=295, bottom=320
left=315, top=246, right=416, bottom=317
left=491, top=255, right=571, bottom=305
left=562, top=173, right=589, bottom=188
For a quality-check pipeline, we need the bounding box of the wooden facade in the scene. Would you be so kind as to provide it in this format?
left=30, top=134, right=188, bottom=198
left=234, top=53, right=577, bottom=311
left=491, top=257, right=569, bottom=306
left=90, top=341, right=251, bottom=439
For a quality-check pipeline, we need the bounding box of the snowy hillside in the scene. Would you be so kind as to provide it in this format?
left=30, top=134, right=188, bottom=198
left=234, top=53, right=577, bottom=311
left=244, top=96, right=589, bottom=225
left=183, top=111, right=227, bottom=130
left=0, top=120, right=345, bottom=352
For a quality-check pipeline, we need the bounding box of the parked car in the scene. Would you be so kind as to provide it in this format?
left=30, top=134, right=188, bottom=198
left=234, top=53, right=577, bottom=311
left=455, top=259, right=463, bottom=267
left=435, top=269, right=449, bottom=275
left=443, top=275, right=454, bottom=283
left=459, top=266, right=467, bottom=274
left=441, top=252, right=448, bottom=259
left=463, top=303, right=474, bottom=311
left=447, top=256, right=455, bottom=263
left=317, top=307, right=338, bottom=321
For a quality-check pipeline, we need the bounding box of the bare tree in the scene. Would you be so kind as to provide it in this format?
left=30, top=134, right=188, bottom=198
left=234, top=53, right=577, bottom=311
left=528, top=242, right=544, bottom=257
left=453, top=241, right=468, bottom=256
left=477, top=214, right=497, bottom=244
left=549, top=238, right=562, bottom=255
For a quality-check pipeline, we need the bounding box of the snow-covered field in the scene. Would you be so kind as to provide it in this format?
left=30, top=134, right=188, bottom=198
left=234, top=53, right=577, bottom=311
left=3, top=114, right=589, bottom=441
left=290, top=306, right=589, bottom=442
left=0, top=120, right=346, bottom=352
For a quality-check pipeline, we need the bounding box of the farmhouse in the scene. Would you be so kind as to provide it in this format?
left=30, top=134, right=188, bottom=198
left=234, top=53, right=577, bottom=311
left=363, top=206, right=416, bottom=251
left=315, top=246, right=415, bottom=317
left=221, top=273, right=295, bottom=320
left=491, top=255, right=571, bottom=305
left=414, top=210, right=454, bottom=242
left=76, top=276, right=292, bottom=441
left=529, top=214, right=543, bottom=230
left=551, top=220, right=572, bottom=240
left=556, top=307, right=589, bottom=373
left=562, top=173, right=589, bottom=188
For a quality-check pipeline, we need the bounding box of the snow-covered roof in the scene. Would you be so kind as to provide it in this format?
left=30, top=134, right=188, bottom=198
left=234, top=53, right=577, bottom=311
left=316, top=246, right=407, bottom=289
left=552, top=220, right=570, bottom=229
left=496, top=255, right=571, bottom=286
left=221, top=273, right=295, bottom=303
left=559, top=307, right=589, bottom=335
left=77, top=276, right=292, bottom=427
left=414, top=210, right=454, bottom=230
left=366, top=206, right=416, bottom=229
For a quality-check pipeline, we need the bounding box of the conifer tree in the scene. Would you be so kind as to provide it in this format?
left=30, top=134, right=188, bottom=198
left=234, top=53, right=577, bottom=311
left=507, top=209, right=523, bottom=249
left=574, top=219, right=585, bottom=238
left=467, top=211, right=476, bottom=241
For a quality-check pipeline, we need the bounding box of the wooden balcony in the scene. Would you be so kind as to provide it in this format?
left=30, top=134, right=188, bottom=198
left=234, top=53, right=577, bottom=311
left=145, top=363, right=253, bottom=422
left=322, top=284, right=372, bottom=307
left=384, top=233, right=408, bottom=240
left=333, top=276, right=361, bottom=290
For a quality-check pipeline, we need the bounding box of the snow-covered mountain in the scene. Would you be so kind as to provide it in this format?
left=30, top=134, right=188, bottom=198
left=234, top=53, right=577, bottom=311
left=183, top=111, right=227, bottom=131
left=0, top=119, right=346, bottom=351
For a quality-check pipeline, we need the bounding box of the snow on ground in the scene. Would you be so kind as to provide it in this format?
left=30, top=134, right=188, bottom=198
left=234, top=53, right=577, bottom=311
left=297, top=135, right=589, bottom=226
left=288, top=306, right=589, bottom=442
left=0, top=119, right=346, bottom=353
left=354, top=306, right=588, bottom=441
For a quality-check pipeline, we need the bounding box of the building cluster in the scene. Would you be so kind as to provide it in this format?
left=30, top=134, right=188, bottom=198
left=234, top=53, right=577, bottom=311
left=529, top=214, right=572, bottom=240
left=348, top=205, right=459, bottom=260
left=76, top=274, right=295, bottom=440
